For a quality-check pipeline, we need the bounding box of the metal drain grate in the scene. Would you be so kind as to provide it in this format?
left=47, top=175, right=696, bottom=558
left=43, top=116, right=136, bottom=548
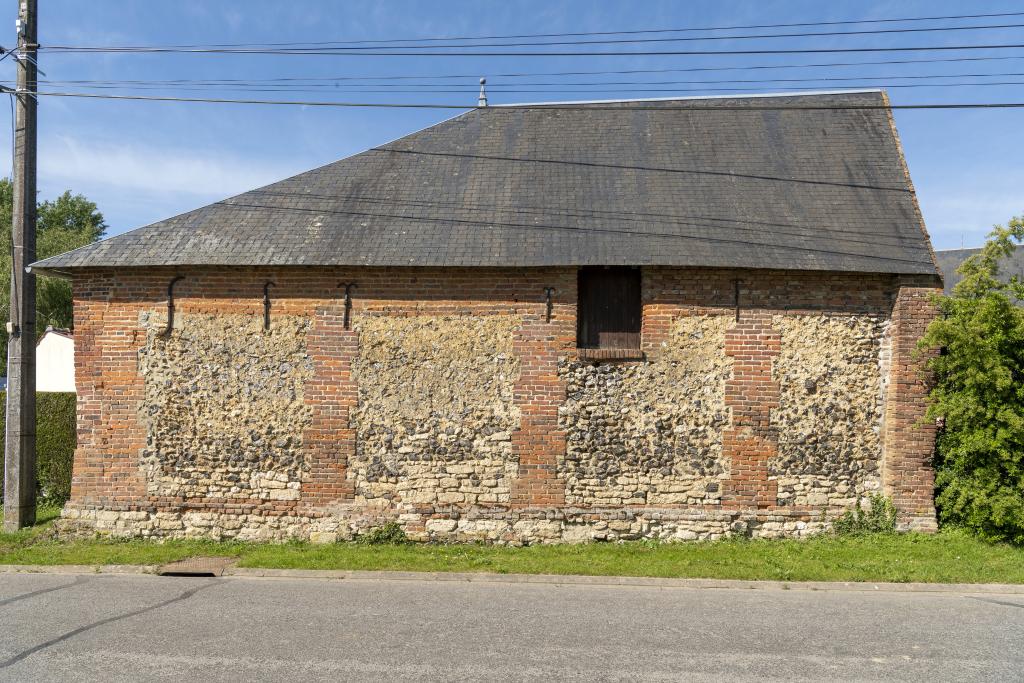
left=158, top=556, right=235, bottom=577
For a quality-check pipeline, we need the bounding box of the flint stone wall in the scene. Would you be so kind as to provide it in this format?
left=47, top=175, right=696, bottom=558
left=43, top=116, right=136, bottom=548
left=770, top=314, right=888, bottom=506
left=137, top=313, right=313, bottom=501
left=61, top=267, right=939, bottom=544
left=349, top=315, right=522, bottom=506
left=559, top=315, right=732, bottom=506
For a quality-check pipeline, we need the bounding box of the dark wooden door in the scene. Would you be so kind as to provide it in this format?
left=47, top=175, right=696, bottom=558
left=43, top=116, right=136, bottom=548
left=577, top=267, right=641, bottom=349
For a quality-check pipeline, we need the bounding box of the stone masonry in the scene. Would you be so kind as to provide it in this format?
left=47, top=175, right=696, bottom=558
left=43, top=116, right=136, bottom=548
left=770, top=314, right=889, bottom=508
left=137, top=313, right=313, bottom=502
left=349, top=315, right=521, bottom=507
left=59, top=266, right=940, bottom=542
left=559, top=315, right=732, bottom=507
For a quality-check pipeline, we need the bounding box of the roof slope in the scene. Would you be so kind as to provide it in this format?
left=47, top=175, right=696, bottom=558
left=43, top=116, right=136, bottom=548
left=935, top=248, right=979, bottom=294
left=33, top=90, right=939, bottom=276
left=935, top=246, right=1024, bottom=294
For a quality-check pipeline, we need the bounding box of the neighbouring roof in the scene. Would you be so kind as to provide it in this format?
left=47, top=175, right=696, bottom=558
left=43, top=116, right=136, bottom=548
left=41, top=326, right=73, bottom=339
left=32, top=90, right=939, bottom=277
left=935, top=246, right=1024, bottom=294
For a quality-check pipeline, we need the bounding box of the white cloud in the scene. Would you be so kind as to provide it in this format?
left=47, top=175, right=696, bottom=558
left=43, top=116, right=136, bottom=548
left=221, top=7, right=244, bottom=31
left=39, top=135, right=293, bottom=198
left=917, top=174, right=1024, bottom=250
left=5, top=136, right=311, bottom=235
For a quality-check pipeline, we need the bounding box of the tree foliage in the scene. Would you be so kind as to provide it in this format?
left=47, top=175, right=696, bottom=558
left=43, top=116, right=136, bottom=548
left=0, top=178, right=106, bottom=374
left=921, top=215, right=1024, bottom=544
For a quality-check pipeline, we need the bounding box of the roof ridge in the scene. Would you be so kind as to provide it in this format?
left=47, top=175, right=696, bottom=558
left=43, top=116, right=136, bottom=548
left=493, top=89, right=884, bottom=108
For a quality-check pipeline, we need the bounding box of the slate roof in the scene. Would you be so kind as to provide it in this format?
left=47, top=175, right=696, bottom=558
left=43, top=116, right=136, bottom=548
left=935, top=249, right=978, bottom=294
left=32, top=90, right=939, bottom=277
left=935, top=246, right=1024, bottom=294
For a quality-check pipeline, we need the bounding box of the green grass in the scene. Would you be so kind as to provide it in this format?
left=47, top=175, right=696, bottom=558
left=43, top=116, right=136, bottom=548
left=2, top=508, right=1022, bottom=583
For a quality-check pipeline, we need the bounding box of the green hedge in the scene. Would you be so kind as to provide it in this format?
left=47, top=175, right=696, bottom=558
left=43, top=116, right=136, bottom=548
left=0, top=391, right=76, bottom=505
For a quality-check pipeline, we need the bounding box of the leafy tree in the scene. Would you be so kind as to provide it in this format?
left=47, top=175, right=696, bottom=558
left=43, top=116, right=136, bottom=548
left=921, top=215, right=1024, bottom=544
left=0, top=178, right=107, bottom=374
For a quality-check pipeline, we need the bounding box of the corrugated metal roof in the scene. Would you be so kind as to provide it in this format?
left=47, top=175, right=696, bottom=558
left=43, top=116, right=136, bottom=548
left=31, top=90, right=939, bottom=277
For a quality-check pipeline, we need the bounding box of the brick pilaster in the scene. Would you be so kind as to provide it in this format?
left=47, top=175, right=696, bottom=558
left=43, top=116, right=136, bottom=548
left=509, top=300, right=573, bottom=508
left=882, top=283, right=940, bottom=531
left=722, top=311, right=780, bottom=508
left=300, top=305, right=357, bottom=507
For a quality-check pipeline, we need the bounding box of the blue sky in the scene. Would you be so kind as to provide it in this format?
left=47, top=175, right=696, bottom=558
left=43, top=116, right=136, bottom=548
left=4, top=0, right=1023, bottom=250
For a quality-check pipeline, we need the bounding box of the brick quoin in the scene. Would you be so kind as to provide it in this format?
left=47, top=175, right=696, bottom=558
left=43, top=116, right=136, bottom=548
left=882, top=279, right=941, bottom=531
left=69, top=273, right=147, bottom=507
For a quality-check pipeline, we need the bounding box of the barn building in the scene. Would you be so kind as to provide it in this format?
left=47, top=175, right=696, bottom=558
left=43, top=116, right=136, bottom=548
left=32, top=90, right=942, bottom=543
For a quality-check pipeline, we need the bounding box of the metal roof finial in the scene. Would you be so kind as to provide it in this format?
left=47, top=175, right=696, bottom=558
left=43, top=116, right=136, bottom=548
left=478, top=77, right=487, bottom=107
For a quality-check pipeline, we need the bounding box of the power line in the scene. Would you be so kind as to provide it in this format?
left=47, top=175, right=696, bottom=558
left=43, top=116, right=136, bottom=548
left=215, top=198, right=934, bottom=266
left=18, top=62, right=1024, bottom=95
left=243, top=188, right=932, bottom=243
left=28, top=91, right=1024, bottom=110
left=39, top=42, right=1024, bottom=57
left=22, top=71, right=1024, bottom=90
left=40, top=22, right=1024, bottom=53
left=24, top=54, right=1024, bottom=84
left=374, top=146, right=969, bottom=191
left=15, top=81, right=1024, bottom=96
left=36, top=10, right=1024, bottom=48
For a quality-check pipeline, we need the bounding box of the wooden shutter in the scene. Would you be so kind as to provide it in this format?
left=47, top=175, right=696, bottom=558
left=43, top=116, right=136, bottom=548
left=577, top=267, right=641, bottom=349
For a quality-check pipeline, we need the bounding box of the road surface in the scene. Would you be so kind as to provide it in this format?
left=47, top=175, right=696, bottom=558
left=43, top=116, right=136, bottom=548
left=1, top=572, right=1022, bottom=681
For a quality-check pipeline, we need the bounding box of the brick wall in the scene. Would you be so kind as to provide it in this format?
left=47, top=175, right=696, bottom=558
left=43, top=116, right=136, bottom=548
left=301, top=306, right=357, bottom=508
left=509, top=287, right=575, bottom=508
left=61, top=265, right=939, bottom=542
left=722, top=310, right=781, bottom=509
left=881, top=279, right=941, bottom=531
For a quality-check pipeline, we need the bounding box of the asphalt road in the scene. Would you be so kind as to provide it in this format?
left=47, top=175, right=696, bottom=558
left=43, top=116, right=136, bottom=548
left=1, top=572, right=1022, bottom=682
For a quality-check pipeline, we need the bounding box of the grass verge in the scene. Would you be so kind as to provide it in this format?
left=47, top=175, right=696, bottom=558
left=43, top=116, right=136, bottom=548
left=2, top=508, right=1022, bottom=583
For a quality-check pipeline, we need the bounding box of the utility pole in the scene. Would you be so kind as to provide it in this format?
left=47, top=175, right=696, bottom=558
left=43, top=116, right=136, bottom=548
left=4, top=0, right=37, bottom=530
